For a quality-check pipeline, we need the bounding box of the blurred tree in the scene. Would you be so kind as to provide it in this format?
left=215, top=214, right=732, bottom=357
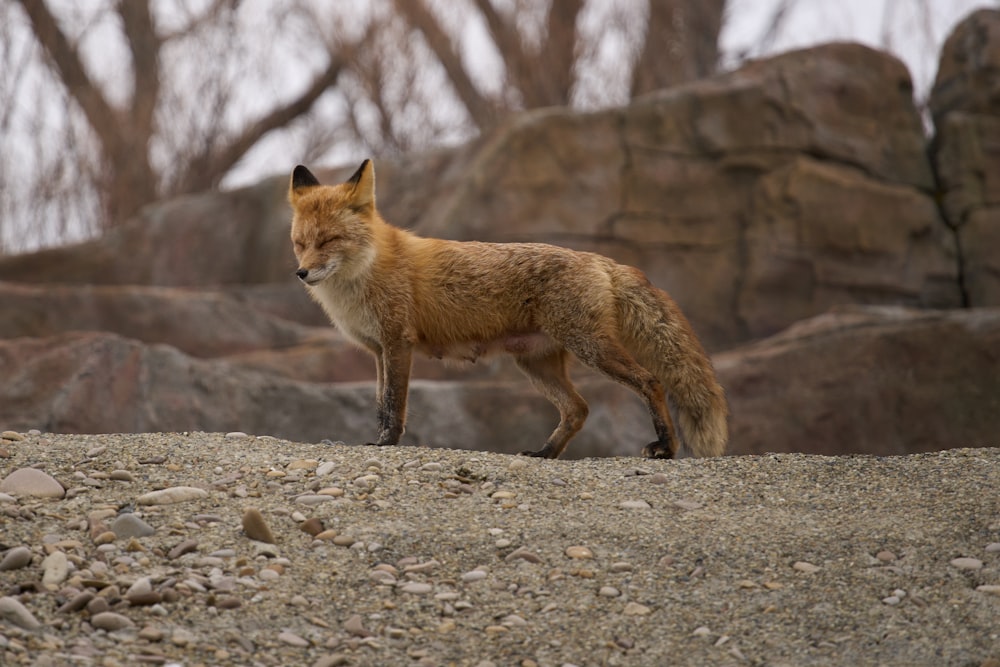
left=1, top=0, right=727, bottom=250
left=385, top=0, right=726, bottom=137
left=6, top=0, right=352, bottom=239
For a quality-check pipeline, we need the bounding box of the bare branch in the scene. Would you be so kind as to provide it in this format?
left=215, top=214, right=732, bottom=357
left=117, top=0, right=160, bottom=143
left=392, top=0, right=498, bottom=129
left=172, top=53, right=351, bottom=194
left=14, top=0, right=121, bottom=152
left=534, top=0, right=583, bottom=105
left=631, top=0, right=724, bottom=96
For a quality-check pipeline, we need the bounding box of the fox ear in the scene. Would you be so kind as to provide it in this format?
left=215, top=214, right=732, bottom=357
left=345, top=159, right=375, bottom=208
left=289, top=165, right=320, bottom=203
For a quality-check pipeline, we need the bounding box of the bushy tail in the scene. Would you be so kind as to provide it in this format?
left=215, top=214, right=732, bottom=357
left=616, top=273, right=728, bottom=457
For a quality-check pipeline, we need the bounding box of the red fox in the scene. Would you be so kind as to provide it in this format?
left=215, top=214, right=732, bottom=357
left=289, top=160, right=728, bottom=459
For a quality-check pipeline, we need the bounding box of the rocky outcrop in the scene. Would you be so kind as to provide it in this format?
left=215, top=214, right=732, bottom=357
left=930, top=8, right=1000, bottom=307
left=2, top=307, right=997, bottom=458
left=0, top=178, right=293, bottom=287
left=0, top=43, right=969, bottom=350
left=716, top=306, right=1000, bottom=455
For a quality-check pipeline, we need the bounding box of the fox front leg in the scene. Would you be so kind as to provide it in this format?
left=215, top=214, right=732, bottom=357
left=368, top=344, right=412, bottom=446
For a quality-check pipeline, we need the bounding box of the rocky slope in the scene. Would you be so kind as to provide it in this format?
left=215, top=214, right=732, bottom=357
left=1, top=432, right=998, bottom=666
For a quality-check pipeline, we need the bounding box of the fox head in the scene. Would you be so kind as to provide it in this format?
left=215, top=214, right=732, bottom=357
left=288, top=160, right=377, bottom=286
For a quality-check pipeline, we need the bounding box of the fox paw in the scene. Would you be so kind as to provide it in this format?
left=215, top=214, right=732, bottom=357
left=519, top=445, right=555, bottom=459
left=641, top=441, right=674, bottom=459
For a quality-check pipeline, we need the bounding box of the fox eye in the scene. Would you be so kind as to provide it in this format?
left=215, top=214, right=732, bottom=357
left=292, top=240, right=305, bottom=251
left=319, top=235, right=342, bottom=246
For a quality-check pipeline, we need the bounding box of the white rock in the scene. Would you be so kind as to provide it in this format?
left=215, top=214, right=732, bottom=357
left=0, top=595, right=41, bottom=630
left=136, top=486, right=208, bottom=505
left=949, top=557, right=983, bottom=571
left=0, top=468, right=65, bottom=498
left=41, top=551, right=69, bottom=588
left=400, top=582, right=433, bottom=595
left=620, top=500, right=652, bottom=510
left=0, top=546, right=32, bottom=571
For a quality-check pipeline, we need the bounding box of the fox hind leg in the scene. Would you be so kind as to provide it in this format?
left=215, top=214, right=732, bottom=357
left=514, top=349, right=589, bottom=459
left=562, top=335, right=678, bottom=459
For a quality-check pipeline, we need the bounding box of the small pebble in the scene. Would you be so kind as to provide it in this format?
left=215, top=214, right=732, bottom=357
left=0, top=546, right=32, bottom=571
left=623, top=602, right=652, bottom=616
left=793, top=561, right=821, bottom=574
left=41, top=551, right=69, bottom=588
left=136, top=486, right=208, bottom=505
left=0, top=468, right=65, bottom=498
left=505, top=547, right=542, bottom=564
left=950, top=557, right=983, bottom=571
left=343, top=614, right=371, bottom=637
left=620, top=500, right=651, bottom=510
left=0, top=595, right=41, bottom=630
left=111, top=514, right=156, bottom=539
left=599, top=586, right=621, bottom=597
left=400, top=582, right=433, bottom=595
left=168, top=539, right=199, bottom=560
left=672, top=499, right=702, bottom=511
left=278, top=631, right=309, bottom=647
left=91, top=611, right=135, bottom=631
left=461, top=569, right=488, bottom=583
left=225, top=432, right=249, bottom=439
left=299, top=517, right=325, bottom=536
left=242, top=507, right=276, bottom=544
left=565, top=546, right=594, bottom=560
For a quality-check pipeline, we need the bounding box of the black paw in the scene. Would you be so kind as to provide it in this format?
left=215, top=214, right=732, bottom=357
left=519, top=445, right=554, bottom=459
left=641, top=441, right=674, bottom=459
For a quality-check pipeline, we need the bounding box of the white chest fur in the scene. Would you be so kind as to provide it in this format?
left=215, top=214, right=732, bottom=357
left=308, top=278, right=379, bottom=347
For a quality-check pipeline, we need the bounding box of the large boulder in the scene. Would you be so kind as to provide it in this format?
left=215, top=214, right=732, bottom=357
left=0, top=43, right=963, bottom=350
left=930, top=8, right=1000, bottom=307
left=0, top=177, right=293, bottom=286
left=401, top=43, right=959, bottom=348
left=717, top=306, right=1000, bottom=455
left=0, top=282, right=329, bottom=358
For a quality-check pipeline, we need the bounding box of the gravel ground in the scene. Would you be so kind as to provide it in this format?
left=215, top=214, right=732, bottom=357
left=0, top=431, right=998, bottom=667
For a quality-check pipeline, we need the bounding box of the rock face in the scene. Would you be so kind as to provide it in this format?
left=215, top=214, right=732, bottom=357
left=1, top=16, right=999, bottom=458
left=1, top=308, right=997, bottom=458
left=930, top=9, right=1000, bottom=307
left=716, top=306, right=1000, bottom=456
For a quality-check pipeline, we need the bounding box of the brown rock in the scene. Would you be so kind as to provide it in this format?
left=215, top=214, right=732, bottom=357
left=242, top=508, right=275, bottom=544
left=930, top=9, right=1000, bottom=307
left=717, top=306, right=1000, bottom=456
left=299, top=518, right=325, bottom=537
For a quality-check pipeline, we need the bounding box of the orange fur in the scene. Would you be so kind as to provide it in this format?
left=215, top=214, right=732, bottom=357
left=289, top=160, right=728, bottom=459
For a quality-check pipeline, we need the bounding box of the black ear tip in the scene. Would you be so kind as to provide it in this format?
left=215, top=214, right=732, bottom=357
left=346, top=159, right=373, bottom=186
left=292, top=165, right=320, bottom=189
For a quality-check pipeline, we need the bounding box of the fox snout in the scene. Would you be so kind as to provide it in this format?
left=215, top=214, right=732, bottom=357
left=295, top=268, right=309, bottom=282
